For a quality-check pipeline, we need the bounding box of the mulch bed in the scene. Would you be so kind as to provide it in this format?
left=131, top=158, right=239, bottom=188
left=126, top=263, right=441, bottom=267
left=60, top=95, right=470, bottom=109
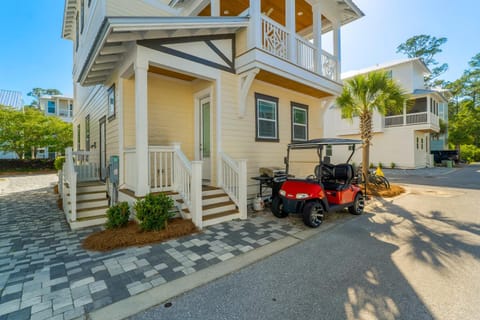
left=365, top=183, right=405, bottom=198
left=82, top=219, right=199, bottom=252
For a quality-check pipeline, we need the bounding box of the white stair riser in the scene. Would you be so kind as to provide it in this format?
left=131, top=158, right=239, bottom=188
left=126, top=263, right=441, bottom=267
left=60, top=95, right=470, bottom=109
left=202, top=196, right=230, bottom=206
left=76, top=200, right=109, bottom=210
left=70, top=217, right=107, bottom=230
left=77, top=192, right=107, bottom=201
left=203, top=213, right=241, bottom=227
left=77, top=185, right=106, bottom=193
left=77, top=207, right=108, bottom=219
left=203, top=204, right=237, bottom=216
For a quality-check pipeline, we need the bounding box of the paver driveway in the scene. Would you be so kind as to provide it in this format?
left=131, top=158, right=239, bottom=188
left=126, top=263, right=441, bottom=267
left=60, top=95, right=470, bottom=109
left=0, top=174, right=304, bottom=320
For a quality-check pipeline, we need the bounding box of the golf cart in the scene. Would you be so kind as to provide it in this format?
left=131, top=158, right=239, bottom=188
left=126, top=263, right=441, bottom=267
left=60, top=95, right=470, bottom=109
left=271, top=138, right=364, bottom=228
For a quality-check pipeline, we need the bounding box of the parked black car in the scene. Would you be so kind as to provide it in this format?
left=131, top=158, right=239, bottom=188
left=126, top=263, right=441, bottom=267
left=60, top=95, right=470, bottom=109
left=431, top=150, right=459, bottom=164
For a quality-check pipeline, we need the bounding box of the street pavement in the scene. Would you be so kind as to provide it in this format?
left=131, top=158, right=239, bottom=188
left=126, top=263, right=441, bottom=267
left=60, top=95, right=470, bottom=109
left=0, top=174, right=306, bottom=320
left=131, top=164, right=480, bottom=320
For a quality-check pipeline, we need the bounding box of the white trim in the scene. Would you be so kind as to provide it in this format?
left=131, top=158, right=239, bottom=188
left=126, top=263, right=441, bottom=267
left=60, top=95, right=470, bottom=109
left=194, top=88, right=211, bottom=161
left=215, top=79, right=222, bottom=187
left=117, top=78, right=124, bottom=186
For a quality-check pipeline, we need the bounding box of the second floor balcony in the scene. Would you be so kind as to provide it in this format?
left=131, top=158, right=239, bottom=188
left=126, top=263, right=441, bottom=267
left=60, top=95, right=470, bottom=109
left=385, top=96, right=440, bottom=132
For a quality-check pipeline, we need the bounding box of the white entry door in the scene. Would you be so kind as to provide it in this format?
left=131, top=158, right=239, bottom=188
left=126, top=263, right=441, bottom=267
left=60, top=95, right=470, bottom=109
left=200, top=97, right=211, bottom=181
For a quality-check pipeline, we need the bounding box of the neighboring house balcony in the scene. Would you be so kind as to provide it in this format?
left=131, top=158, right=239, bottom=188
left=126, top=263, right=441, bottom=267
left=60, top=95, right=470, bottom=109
left=384, top=95, right=440, bottom=133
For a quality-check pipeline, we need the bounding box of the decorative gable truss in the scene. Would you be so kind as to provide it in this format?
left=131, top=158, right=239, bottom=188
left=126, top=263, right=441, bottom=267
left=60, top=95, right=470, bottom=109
left=138, top=34, right=235, bottom=73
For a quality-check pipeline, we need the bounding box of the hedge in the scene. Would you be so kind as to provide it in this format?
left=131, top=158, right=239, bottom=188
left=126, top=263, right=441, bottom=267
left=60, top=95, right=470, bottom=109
left=0, top=159, right=55, bottom=171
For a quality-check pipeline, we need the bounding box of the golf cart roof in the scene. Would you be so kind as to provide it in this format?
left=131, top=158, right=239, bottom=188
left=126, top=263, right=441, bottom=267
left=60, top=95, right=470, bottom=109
left=289, top=138, right=363, bottom=149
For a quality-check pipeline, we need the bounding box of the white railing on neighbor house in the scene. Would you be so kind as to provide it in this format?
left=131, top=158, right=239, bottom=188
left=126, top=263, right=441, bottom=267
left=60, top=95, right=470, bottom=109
left=73, top=150, right=99, bottom=182
left=385, top=112, right=439, bottom=128
left=260, top=15, right=339, bottom=81
left=62, top=147, right=77, bottom=222
left=220, top=153, right=248, bottom=220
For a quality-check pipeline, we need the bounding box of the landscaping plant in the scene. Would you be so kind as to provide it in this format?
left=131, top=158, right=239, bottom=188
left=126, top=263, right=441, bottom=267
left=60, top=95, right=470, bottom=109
left=106, top=202, right=130, bottom=229
left=390, top=162, right=396, bottom=169
left=134, top=193, right=174, bottom=231
left=54, top=156, right=66, bottom=171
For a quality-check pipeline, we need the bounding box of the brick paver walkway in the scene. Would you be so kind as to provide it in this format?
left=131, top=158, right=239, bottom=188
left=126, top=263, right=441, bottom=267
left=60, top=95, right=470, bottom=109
left=0, top=174, right=304, bottom=320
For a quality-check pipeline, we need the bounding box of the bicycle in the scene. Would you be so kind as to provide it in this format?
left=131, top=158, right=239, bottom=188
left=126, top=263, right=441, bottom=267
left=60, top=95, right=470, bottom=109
left=355, top=165, right=391, bottom=189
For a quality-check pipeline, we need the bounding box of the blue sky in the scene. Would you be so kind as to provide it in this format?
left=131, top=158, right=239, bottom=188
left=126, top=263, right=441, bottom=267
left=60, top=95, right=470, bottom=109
left=0, top=0, right=479, bottom=105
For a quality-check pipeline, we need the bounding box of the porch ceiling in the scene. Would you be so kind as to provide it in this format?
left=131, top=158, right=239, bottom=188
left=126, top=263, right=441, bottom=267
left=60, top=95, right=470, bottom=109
left=79, top=16, right=249, bottom=86
left=256, top=69, right=332, bottom=99
left=149, top=66, right=197, bottom=81
left=199, top=0, right=363, bottom=34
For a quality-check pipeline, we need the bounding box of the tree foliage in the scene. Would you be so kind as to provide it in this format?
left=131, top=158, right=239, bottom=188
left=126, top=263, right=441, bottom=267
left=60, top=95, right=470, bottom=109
left=0, top=105, right=72, bottom=159
left=396, top=34, right=448, bottom=86
left=336, top=71, right=409, bottom=179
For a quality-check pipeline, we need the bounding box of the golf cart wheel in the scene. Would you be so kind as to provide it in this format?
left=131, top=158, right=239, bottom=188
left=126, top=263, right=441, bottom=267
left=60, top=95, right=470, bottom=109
left=302, top=201, right=324, bottom=228
left=271, top=197, right=288, bottom=218
left=348, top=193, right=364, bottom=215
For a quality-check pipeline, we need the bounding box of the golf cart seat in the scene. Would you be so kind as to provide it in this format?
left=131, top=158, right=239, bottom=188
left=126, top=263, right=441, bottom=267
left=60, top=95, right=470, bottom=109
left=322, top=164, right=354, bottom=191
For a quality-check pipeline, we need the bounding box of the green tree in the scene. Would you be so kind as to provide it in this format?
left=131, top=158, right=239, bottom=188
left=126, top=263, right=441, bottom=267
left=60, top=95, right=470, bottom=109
left=0, top=106, right=26, bottom=158
left=396, top=34, right=448, bottom=86
left=27, top=88, right=62, bottom=108
left=337, top=71, right=409, bottom=180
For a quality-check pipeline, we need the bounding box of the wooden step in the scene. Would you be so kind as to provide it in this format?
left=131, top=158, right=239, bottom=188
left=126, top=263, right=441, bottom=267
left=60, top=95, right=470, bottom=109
left=202, top=193, right=230, bottom=206
left=76, top=198, right=109, bottom=210
left=202, top=209, right=239, bottom=221
left=203, top=200, right=236, bottom=216
left=77, top=183, right=106, bottom=193
left=76, top=205, right=109, bottom=219
left=77, top=191, right=107, bottom=201
left=69, top=214, right=107, bottom=230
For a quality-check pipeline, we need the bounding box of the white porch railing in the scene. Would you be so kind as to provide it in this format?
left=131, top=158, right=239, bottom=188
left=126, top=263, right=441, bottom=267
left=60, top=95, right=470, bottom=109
left=220, top=153, right=247, bottom=220
left=73, top=150, right=99, bottom=182
left=260, top=15, right=339, bottom=81
left=406, top=112, right=428, bottom=124
left=384, top=115, right=404, bottom=127
left=149, top=146, right=175, bottom=192
left=385, top=112, right=439, bottom=128
left=262, top=15, right=288, bottom=60
left=62, top=147, right=77, bottom=222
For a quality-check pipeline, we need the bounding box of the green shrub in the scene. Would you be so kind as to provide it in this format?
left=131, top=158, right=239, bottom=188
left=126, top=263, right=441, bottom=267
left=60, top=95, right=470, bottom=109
left=460, top=144, right=480, bottom=163
left=106, top=202, right=130, bottom=229
left=378, top=162, right=383, bottom=169
left=369, top=163, right=374, bottom=169
left=134, top=193, right=174, bottom=231
left=390, top=162, right=396, bottom=169
left=54, top=156, right=66, bottom=170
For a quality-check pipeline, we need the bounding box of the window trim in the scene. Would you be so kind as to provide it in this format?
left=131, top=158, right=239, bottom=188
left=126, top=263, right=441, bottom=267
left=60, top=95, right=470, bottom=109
left=255, top=93, right=279, bottom=142
left=107, top=84, right=116, bottom=121
left=47, top=100, right=56, bottom=114
left=77, top=124, right=81, bottom=151
left=290, top=102, right=308, bottom=142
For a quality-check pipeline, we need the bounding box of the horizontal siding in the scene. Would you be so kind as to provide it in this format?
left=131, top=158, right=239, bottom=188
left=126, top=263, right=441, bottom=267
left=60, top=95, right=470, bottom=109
left=221, top=77, right=325, bottom=198
left=123, top=78, right=136, bottom=148
left=106, top=0, right=171, bottom=17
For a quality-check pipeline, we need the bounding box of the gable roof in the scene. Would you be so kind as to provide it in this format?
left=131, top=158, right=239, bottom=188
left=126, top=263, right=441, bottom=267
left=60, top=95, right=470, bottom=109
left=0, top=89, right=24, bottom=109
left=342, top=58, right=431, bottom=79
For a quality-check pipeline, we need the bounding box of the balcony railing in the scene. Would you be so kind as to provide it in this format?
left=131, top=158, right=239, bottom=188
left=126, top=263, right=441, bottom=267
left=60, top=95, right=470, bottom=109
left=260, top=15, right=339, bottom=82
left=385, top=112, right=439, bottom=128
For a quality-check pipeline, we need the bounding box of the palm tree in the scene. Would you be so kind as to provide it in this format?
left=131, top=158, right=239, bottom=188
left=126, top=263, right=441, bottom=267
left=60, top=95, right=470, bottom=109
left=336, top=71, right=409, bottom=180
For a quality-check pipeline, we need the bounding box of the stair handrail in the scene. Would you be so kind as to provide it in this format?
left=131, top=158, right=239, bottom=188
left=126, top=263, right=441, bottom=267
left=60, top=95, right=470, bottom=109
left=220, top=152, right=247, bottom=220
left=63, top=147, right=77, bottom=222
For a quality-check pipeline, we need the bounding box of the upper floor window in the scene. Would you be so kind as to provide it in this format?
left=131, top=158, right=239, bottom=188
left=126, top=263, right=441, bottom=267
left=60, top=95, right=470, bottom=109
left=77, top=124, right=81, bottom=150
left=80, top=0, right=85, bottom=34
left=47, top=101, right=56, bottom=114
left=291, top=103, right=308, bottom=141
left=108, top=84, right=116, bottom=120
left=255, top=93, right=279, bottom=142
left=385, top=70, right=393, bottom=79
left=85, top=115, right=91, bottom=151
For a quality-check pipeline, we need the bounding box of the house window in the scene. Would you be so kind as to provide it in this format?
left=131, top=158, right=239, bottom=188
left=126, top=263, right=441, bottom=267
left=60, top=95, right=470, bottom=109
left=255, top=93, right=279, bottom=141
left=85, top=115, right=90, bottom=151
left=326, top=145, right=333, bottom=156
left=291, top=103, right=308, bottom=141
left=108, top=84, right=116, bottom=120
left=69, top=103, right=73, bottom=116
left=416, top=137, right=419, bottom=149
left=77, top=124, right=81, bottom=150
left=80, top=0, right=85, bottom=34
left=386, top=70, right=393, bottom=79
left=47, top=101, right=56, bottom=114
left=75, top=11, right=79, bottom=51
left=421, top=138, right=424, bottom=150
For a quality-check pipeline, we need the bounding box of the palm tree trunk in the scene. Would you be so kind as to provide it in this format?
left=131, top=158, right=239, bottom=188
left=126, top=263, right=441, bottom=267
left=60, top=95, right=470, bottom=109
left=360, top=111, right=373, bottom=180
left=362, top=143, right=370, bottom=182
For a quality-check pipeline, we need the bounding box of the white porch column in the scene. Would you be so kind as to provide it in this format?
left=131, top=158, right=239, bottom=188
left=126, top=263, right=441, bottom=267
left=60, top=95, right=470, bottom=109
left=312, top=3, right=323, bottom=75
left=403, top=101, right=407, bottom=126
left=134, top=61, right=149, bottom=197
left=286, top=0, right=297, bottom=63
left=248, top=0, right=262, bottom=49
left=211, top=0, right=220, bottom=16
left=427, top=96, right=431, bottom=124
left=332, top=20, right=341, bottom=81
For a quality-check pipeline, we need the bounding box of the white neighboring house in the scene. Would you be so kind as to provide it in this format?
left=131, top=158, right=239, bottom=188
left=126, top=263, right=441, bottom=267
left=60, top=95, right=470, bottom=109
left=36, top=95, right=74, bottom=159
left=0, top=89, right=24, bottom=159
left=324, top=58, right=448, bottom=169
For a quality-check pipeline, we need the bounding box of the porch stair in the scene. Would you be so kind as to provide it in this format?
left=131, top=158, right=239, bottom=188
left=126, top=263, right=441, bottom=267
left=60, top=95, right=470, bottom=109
left=178, top=186, right=241, bottom=227
left=69, top=181, right=109, bottom=230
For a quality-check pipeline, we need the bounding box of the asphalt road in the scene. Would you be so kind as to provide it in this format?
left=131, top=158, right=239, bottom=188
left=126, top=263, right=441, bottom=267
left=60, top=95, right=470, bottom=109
left=131, top=165, right=480, bottom=320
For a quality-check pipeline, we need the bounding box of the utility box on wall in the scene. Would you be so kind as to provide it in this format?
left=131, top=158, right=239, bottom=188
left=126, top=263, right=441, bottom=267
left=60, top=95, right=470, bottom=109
left=109, top=155, right=119, bottom=185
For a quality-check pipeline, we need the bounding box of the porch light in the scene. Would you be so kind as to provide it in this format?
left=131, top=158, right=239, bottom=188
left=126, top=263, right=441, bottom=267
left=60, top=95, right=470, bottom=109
left=297, top=11, right=303, bottom=16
